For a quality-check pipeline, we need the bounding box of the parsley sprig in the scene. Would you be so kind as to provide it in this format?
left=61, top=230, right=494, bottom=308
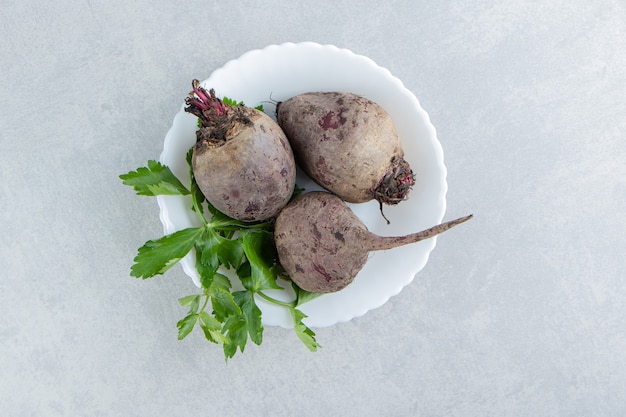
left=120, top=149, right=321, bottom=360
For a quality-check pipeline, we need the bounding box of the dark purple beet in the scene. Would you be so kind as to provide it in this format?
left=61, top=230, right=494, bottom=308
left=185, top=80, right=296, bottom=222
left=276, top=92, right=415, bottom=207
left=274, top=191, right=472, bottom=293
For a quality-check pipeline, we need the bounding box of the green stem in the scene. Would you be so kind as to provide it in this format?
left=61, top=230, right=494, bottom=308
left=191, top=192, right=209, bottom=228
left=199, top=292, right=210, bottom=313
left=257, top=291, right=296, bottom=309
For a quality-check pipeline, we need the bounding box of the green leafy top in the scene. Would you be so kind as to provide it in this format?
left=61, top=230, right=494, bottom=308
left=120, top=144, right=321, bottom=360
left=222, top=96, right=264, bottom=112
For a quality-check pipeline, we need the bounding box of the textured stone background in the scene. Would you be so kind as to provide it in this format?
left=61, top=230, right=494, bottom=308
left=1, top=1, right=625, bottom=416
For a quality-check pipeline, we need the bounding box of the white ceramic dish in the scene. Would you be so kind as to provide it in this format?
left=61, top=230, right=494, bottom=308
left=157, top=42, right=447, bottom=328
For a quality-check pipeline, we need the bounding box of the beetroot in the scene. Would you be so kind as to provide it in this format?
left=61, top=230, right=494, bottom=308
left=185, top=80, right=296, bottom=222
left=274, top=191, right=472, bottom=293
left=276, top=92, right=415, bottom=207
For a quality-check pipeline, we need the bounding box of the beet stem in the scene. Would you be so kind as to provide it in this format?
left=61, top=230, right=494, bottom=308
left=364, top=214, right=473, bottom=252
left=184, top=80, right=229, bottom=125
left=192, top=79, right=211, bottom=103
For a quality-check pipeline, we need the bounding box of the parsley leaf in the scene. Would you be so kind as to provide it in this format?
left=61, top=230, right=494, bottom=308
left=131, top=227, right=204, bottom=279
left=120, top=160, right=189, bottom=196
left=211, top=287, right=241, bottom=322
left=234, top=290, right=263, bottom=345
left=178, top=294, right=201, bottom=313
left=290, top=308, right=320, bottom=352
left=194, top=241, right=219, bottom=289
left=198, top=311, right=224, bottom=344
left=123, top=133, right=325, bottom=359
left=222, top=314, right=248, bottom=358
left=176, top=313, right=198, bottom=340
left=293, top=282, right=323, bottom=307
left=210, top=273, right=232, bottom=292
left=197, top=229, right=245, bottom=271
left=240, top=230, right=281, bottom=292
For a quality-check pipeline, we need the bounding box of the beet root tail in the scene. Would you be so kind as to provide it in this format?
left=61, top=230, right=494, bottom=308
left=364, top=214, right=473, bottom=252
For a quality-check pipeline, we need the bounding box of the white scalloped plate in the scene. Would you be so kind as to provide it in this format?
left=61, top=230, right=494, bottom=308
left=157, top=42, right=447, bottom=328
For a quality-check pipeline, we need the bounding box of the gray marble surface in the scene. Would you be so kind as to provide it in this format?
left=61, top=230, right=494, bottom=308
left=1, top=1, right=625, bottom=416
